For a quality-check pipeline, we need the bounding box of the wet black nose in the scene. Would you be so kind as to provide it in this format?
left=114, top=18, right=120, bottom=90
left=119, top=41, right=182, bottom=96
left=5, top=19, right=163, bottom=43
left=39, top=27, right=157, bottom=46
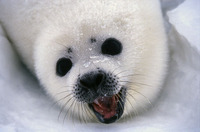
left=79, top=72, right=105, bottom=89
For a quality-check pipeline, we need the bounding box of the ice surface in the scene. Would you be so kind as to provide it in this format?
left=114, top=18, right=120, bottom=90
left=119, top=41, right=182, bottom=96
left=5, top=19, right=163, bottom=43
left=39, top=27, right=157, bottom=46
left=168, top=0, right=200, bottom=53
left=0, top=0, right=200, bottom=132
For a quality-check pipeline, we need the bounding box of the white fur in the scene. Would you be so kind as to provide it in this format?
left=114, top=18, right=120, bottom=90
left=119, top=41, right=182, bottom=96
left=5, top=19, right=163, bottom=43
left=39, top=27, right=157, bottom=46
left=0, top=0, right=168, bottom=121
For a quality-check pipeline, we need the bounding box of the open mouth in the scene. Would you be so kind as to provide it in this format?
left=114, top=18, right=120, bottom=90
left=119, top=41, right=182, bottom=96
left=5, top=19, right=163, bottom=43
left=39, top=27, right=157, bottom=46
left=88, top=88, right=126, bottom=124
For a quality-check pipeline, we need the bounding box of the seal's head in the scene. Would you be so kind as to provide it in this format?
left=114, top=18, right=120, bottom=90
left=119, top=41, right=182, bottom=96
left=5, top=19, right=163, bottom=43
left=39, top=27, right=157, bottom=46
left=34, top=0, right=168, bottom=124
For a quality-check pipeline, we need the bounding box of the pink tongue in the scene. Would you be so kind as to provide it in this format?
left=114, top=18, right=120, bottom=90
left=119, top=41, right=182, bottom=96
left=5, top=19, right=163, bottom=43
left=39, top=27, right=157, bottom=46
left=92, top=96, right=118, bottom=119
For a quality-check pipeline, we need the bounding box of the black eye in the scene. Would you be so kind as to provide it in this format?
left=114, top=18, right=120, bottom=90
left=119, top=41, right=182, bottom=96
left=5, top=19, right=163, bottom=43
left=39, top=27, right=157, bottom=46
left=101, top=38, right=122, bottom=55
left=56, top=58, right=72, bottom=77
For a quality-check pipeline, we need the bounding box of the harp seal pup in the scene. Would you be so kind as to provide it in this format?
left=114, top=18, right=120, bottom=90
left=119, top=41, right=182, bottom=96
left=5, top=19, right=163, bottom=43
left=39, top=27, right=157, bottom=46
left=0, top=0, right=168, bottom=124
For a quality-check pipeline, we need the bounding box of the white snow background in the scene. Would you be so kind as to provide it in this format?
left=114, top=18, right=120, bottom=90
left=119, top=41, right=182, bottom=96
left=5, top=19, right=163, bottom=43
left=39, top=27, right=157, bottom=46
left=0, top=0, right=199, bottom=131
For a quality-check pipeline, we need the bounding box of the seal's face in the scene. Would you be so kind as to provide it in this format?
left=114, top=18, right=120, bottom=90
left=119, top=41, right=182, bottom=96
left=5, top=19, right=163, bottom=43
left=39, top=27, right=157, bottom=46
left=34, top=0, right=167, bottom=124
left=69, top=38, right=126, bottom=123
left=54, top=36, right=129, bottom=123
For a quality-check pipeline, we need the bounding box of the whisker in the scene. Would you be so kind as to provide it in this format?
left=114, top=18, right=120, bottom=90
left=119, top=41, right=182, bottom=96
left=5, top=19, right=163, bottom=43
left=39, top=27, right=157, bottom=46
left=113, top=67, right=138, bottom=76
left=72, top=100, right=78, bottom=125
left=83, top=104, right=93, bottom=122
left=56, top=85, right=75, bottom=91
left=115, top=94, right=124, bottom=112
left=121, top=91, right=138, bottom=118
left=119, top=90, right=137, bottom=116
left=85, top=105, right=99, bottom=123
left=83, top=103, right=90, bottom=123
left=127, top=88, right=152, bottom=107
left=81, top=102, right=87, bottom=124
left=111, top=66, right=124, bottom=75
left=126, top=91, right=148, bottom=112
left=126, top=97, right=138, bottom=118
left=58, top=96, right=74, bottom=121
left=63, top=98, right=76, bottom=124
left=50, top=93, right=73, bottom=110
left=79, top=102, right=84, bottom=124
left=119, top=80, right=152, bottom=87
left=115, top=69, right=132, bottom=76
left=56, top=42, right=68, bottom=49
left=119, top=74, right=137, bottom=78
left=77, top=102, right=82, bottom=123
left=119, top=73, right=147, bottom=78
left=54, top=90, right=73, bottom=96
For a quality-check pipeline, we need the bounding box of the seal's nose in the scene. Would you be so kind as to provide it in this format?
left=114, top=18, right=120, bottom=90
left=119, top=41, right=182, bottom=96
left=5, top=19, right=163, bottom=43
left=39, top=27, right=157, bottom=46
left=79, top=71, right=105, bottom=90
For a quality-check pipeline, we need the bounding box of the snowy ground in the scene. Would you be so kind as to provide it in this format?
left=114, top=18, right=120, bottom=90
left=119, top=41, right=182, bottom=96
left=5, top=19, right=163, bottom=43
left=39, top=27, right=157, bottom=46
left=0, top=0, right=200, bottom=132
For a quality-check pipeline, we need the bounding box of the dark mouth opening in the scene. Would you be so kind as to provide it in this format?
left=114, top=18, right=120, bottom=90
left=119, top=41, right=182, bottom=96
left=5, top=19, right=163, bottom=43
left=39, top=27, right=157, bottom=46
left=88, top=88, right=125, bottom=124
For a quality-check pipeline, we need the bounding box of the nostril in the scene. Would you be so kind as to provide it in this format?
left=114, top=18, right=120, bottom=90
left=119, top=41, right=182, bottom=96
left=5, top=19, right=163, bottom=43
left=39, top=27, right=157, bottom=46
left=80, top=78, right=90, bottom=88
left=95, top=73, right=104, bottom=87
left=79, top=72, right=105, bottom=89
